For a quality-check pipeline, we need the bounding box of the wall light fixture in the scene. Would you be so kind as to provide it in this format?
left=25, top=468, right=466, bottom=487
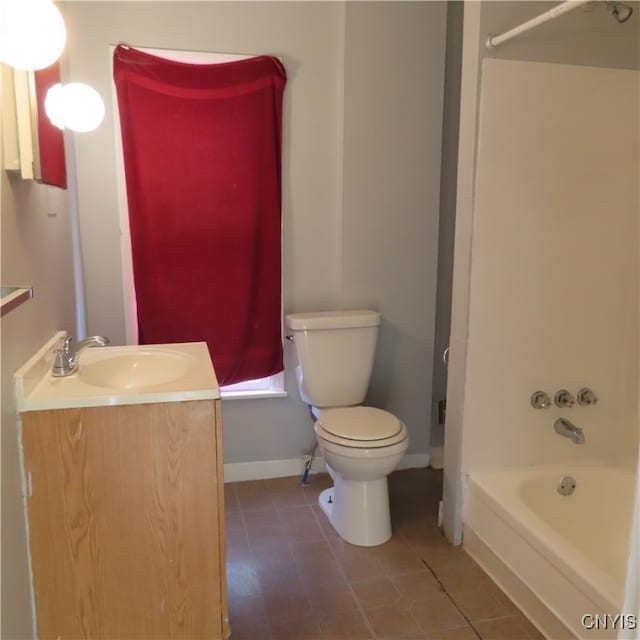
left=0, top=0, right=66, bottom=71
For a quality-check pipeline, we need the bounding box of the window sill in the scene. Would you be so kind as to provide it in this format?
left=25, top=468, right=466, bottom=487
left=220, top=389, right=288, bottom=401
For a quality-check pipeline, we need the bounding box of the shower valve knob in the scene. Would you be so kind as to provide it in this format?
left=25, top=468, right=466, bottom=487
left=530, top=391, right=551, bottom=409
left=577, top=387, right=598, bottom=406
left=554, top=389, right=575, bottom=408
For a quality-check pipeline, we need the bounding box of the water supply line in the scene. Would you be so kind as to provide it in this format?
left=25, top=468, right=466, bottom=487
left=300, top=442, right=318, bottom=485
left=301, top=405, right=318, bottom=485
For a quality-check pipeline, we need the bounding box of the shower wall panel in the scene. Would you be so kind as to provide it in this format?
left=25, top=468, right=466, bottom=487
left=462, top=59, right=639, bottom=472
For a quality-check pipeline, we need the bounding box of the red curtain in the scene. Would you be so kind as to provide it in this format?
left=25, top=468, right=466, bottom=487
left=34, top=63, right=67, bottom=188
left=113, top=46, right=286, bottom=385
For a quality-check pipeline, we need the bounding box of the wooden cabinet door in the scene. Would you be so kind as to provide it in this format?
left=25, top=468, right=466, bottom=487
left=21, top=400, right=225, bottom=640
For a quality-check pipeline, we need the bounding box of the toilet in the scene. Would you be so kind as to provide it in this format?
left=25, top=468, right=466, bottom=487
left=285, top=310, right=408, bottom=546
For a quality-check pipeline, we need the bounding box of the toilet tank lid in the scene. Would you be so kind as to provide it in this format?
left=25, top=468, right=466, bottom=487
left=285, top=310, right=380, bottom=331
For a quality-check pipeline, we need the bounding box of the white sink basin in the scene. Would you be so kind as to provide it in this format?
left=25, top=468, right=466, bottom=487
left=14, top=338, right=220, bottom=411
left=78, top=349, right=192, bottom=390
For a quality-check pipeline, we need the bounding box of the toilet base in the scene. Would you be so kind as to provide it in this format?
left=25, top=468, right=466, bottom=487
left=318, top=475, right=392, bottom=546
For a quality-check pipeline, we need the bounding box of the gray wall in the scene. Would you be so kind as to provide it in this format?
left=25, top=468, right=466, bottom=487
left=430, top=0, right=463, bottom=449
left=62, top=1, right=448, bottom=462
left=63, top=1, right=346, bottom=464
left=1, top=11, right=448, bottom=631
left=1, top=137, right=78, bottom=635
left=341, top=1, right=446, bottom=456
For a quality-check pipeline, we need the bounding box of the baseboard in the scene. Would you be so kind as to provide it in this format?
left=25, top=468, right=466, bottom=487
left=223, top=456, right=326, bottom=483
left=429, top=446, right=444, bottom=469
left=223, top=451, right=430, bottom=483
left=397, top=452, right=430, bottom=471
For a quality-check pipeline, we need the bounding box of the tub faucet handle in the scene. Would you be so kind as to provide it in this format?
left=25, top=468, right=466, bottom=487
left=554, top=389, right=575, bottom=408
left=530, top=390, right=551, bottom=409
left=577, top=387, right=597, bottom=406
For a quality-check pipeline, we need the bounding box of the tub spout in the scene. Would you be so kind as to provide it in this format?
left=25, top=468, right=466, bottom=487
left=554, top=418, right=585, bottom=444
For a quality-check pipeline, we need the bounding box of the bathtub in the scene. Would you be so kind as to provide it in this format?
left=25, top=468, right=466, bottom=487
left=463, top=459, right=637, bottom=639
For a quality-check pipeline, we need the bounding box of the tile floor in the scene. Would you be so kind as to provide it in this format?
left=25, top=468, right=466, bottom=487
left=224, top=467, right=545, bottom=640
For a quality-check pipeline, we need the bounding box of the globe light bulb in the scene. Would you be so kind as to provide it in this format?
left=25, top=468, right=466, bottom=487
left=45, top=82, right=105, bottom=133
left=0, top=0, right=66, bottom=71
left=59, top=83, right=105, bottom=133
left=44, top=83, right=66, bottom=130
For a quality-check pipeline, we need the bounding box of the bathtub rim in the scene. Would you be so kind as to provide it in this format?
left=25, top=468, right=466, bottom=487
left=463, top=525, right=576, bottom=640
left=464, top=458, right=637, bottom=615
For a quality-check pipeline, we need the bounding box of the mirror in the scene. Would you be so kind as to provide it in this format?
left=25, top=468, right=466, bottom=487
left=1, top=62, right=66, bottom=187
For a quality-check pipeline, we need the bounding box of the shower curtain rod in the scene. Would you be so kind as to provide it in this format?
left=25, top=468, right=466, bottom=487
left=486, top=0, right=592, bottom=49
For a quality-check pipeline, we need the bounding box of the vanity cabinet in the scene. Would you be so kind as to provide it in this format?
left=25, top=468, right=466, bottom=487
left=20, top=399, right=229, bottom=640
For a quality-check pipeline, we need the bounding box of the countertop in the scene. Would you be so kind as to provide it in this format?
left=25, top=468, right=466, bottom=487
left=15, top=333, right=220, bottom=412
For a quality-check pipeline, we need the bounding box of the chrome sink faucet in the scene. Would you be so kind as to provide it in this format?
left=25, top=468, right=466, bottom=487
left=52, top=335, right=110, bottom=377
left=554, top=418, right=585, bottom=444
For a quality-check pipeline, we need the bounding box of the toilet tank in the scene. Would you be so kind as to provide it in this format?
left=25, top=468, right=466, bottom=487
left=285, top=310, right=380, bottom=408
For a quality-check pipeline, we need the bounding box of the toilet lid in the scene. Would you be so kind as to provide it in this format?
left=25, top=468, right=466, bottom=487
left=315, top=421, right=408, bottom=449
left=317, top=407, right=402, bottom=441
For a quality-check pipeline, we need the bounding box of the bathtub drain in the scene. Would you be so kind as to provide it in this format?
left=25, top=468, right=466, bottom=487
left=557, top=475, right=576, bottom=496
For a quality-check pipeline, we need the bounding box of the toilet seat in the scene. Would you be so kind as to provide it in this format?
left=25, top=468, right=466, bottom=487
left=315, top=407, right=407, bottom=448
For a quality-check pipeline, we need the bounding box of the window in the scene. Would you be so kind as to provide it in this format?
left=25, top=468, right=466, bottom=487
left=220, top=371, right=286, bottom=399
left=111, top=45, right=286, bottom=396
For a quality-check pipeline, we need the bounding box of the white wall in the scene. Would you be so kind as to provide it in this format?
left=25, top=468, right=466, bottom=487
left=462, top=59, right=639, bottom=472
left=1, top=86, right=78, bottom=637
left=62, top=1, right=447, bottom=463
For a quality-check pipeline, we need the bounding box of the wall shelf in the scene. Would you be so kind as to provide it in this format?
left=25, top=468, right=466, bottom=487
left=1, top=287, right=33, bottom=317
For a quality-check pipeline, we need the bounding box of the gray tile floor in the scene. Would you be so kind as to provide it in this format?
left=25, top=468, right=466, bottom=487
left=224, top=468, right=544, bottom=640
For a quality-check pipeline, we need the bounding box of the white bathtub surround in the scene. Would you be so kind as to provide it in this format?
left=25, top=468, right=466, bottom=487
left=464, top=459, right=637, bottom=640
left=459, top=60, right=639, bottom=474
left=444, top=58, right=640, bottom=624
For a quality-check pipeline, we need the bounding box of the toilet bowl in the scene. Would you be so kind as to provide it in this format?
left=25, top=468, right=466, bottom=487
left=314, top=406, right=409, bottom=546
left=284, top=310, right=409, bottom=546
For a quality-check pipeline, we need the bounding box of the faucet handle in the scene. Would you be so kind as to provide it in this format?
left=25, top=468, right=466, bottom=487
left=52, top=346, right=71, bottom=377
left=554, top=389, right=575, bottom=408
left=52, top=336, right=71, bottom=364
left=530, top=390, right=551, bottom=409
left=577, top=387, right=597, bottom=406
